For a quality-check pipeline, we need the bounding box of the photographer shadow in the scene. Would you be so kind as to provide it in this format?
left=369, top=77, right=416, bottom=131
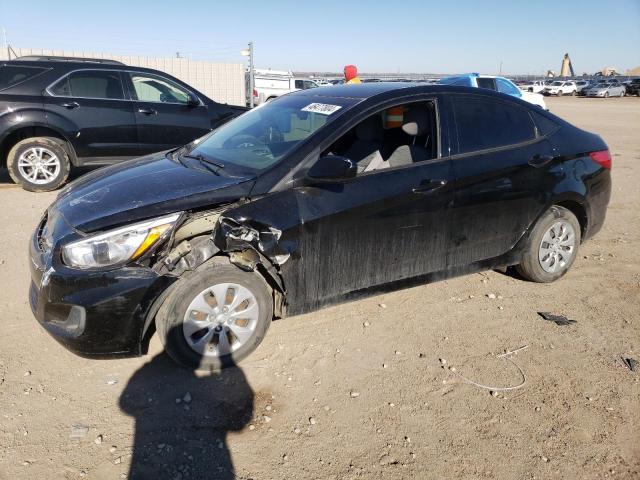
left=119, top=333, right=253, bottom=480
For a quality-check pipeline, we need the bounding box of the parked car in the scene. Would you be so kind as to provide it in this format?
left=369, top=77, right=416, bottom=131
left=28, top=83, right=611, bottom=370
left=249, top=69, right=319, bottom=106
left=625, top=78, right=640, bottom=96
left=573, top=80, right=591, bottom=94
left=542, top=81, right=577, bottom=96
left=520, top=80, right=546, bottom=93
left=0, top=56, right=246, bottom=192
left=585, top=82, right=626, bottom=97
left=438, top=73, right=547, bottom=109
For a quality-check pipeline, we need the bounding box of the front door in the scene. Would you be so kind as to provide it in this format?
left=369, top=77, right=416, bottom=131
left=44, top=69, right=138, bottom=162
left=126, top=71, right=212, bottom=155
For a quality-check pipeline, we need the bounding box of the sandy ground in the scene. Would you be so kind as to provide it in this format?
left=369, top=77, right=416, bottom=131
left=0, top=96, right=638, bottom=480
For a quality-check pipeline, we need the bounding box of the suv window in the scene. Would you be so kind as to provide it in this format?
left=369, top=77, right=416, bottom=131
left=50, top=70, right=124, bottom=99
left=476, top=77, right=497, bottom=90
left=496, top=78, right=521, bottom=96
left=453, top=96, right=536, bottom=153
left=129, top=73, right=191, bottom=104
left=0, top=65, right=48, bottom=90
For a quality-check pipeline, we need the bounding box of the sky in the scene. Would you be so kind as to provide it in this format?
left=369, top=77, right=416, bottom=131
left=1, top=0, right=639, bottom=75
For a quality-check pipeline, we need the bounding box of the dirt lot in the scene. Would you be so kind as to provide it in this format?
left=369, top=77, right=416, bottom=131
left=0, top=96, right=638, bottom=480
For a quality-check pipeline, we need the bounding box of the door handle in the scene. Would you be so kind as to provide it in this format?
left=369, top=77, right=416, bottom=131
left=412, top=179, right=447, bottom=194
left=529, top=154, right=555, bottom=168
left=60, top=102, right=80, bottom=109
left=138, top=108, right=158, bottom=115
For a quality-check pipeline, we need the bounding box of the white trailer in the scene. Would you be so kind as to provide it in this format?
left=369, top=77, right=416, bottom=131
left=247, top=69, right=320, bottom=106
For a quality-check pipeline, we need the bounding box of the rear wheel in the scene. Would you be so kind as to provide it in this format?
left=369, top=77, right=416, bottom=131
left=156, top=259, right=273, bottom=370
left=516, top=206, right=581, bottom=283
left=604, top=91, right=609, bottom=98
left=7, top=137, right=71, bottom=192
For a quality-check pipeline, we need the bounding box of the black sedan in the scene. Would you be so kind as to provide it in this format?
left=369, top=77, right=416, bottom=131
left=28, top=83, right=612, bottom=370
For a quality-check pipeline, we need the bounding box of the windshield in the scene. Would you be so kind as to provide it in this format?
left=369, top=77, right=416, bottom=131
left=186, top=95, right=356, bottom=173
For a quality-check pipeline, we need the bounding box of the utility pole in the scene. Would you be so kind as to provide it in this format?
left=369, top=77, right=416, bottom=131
left=241, top=42, right=255, bottom=108
left=499, top=60, right=503, bottom=75
left=248, top=42, right=254, bottom=108
left=2, top=26, right=8, bottom=60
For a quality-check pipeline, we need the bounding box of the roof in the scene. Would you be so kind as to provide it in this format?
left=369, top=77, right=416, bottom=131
left=290, top=82, right=432, bottom=99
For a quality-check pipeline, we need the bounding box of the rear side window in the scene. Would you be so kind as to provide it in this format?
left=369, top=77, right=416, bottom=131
left=476, top=77, right=496, bottom=90
left=453, top=96, right=536, bottom=154
left=50, top=70, right=124, bottom=99
left=531, top=111, right=559, bottom=136
left=0, top=65, right=47, bottom=90
left=496, top=78, right=521, bottom=96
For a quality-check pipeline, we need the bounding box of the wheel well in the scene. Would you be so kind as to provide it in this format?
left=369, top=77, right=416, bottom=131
left=1, top=126, right=76, bottom=167
left=556, top=200, right=588, bottom=239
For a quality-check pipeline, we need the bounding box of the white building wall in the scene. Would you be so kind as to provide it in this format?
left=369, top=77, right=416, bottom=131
left=1, top=47, right=246, bottom=106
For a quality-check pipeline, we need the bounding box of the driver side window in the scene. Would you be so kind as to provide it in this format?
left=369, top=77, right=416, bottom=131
left=322, top=100, right=438, bottom=175
left=128, top=72, right=191, bottom=104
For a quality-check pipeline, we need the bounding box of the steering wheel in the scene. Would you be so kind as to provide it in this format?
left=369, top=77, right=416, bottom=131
left=225, top=134, right=268, bottom=150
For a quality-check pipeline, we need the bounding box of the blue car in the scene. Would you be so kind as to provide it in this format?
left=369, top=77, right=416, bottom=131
left=439, top=73, right=547, bottom=109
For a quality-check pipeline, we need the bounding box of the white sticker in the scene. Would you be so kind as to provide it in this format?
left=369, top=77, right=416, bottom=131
left=301, top=103, right=342, bottom=115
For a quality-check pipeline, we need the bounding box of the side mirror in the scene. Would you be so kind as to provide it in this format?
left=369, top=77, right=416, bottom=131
left=307, top=155, right=357, bottom=181
left=187, top=93, right=200, bottom=106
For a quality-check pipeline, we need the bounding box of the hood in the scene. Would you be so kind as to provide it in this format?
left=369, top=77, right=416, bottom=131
left=53, top=152, right=256, bottom=233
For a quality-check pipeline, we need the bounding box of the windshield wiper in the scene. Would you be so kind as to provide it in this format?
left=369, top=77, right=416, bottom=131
left=182, top=153, right=225, bottom=169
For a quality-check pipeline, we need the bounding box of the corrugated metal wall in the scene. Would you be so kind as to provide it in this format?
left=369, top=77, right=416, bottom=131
left=1, top=47, right=246, bottom=106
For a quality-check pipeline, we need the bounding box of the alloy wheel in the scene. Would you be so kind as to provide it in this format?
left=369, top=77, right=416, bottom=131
left=182, top=283, right=260, bottom=357
left=538, top=221, right=576, bottom=273
left=17, top=147, right=61, bottom=185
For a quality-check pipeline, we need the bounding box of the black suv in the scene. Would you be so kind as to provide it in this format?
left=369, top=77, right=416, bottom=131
left=0, top=56, right=246, bottom=191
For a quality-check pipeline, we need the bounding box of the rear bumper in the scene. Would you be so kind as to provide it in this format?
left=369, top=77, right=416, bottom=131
left=29, top=225, right=173, bottom=358
left=584, top=171, right=611, bottom=241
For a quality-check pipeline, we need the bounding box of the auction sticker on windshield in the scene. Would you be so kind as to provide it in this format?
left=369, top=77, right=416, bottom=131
left=301, top=103, right=342, bottom=115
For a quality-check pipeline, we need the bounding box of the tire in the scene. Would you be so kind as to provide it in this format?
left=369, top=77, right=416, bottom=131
left=516, top=206, right=581, bottom=283
left=571, top=90, right=576, bottom=96
left=604, top=92, right=609, bottom=98
left=7, top=137, right=71, bottom=192
left=156, top=259, right=273, bottom=370
left=620, top=90, right=625, bottom=97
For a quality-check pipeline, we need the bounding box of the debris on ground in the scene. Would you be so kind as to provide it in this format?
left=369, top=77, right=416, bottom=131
left=620, top=357, right=638, bottom=372
left=537, top=312, right=577, bottom=326
left=70, top=425, right=89, bottom=438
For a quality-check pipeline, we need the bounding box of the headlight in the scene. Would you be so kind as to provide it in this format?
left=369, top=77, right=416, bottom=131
left=62, top=213, right=181, bottom=269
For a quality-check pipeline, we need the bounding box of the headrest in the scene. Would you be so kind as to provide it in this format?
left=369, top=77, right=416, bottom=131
left=402, top=106, right=431, bottom=136
left=355, top=115, right=383, bottom=142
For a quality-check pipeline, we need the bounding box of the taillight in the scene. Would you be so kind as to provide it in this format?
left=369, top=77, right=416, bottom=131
left=253, top=89, right=258, bottom=97
left=589, top=150, right=612, bottom=170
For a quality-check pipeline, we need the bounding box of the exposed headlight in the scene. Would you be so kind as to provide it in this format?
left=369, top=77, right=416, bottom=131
left=62, top=213, right=181, bottom=269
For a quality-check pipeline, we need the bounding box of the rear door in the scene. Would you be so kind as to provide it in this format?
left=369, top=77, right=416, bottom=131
left=44, top=69, right=138, bottom=162
left=447, top=93, right=559, bottom=266
left=125, top=71, right=212, bottom=155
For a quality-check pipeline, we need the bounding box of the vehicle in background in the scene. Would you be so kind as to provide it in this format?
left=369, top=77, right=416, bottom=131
left=574, top=80, right=591, bottom=94
left=584, top=82, right=626, bottom=98
left=328, top=78, right=344, bottom=85
left=439, top=73, right=547, bottom=109
left=0, top=56, right=245, bottom=191
left=248, top=69, right=319, bottom=106
left=520, top=80, right=546, bottom=93
left=28, top=82, right=611, bottom=370
left=542, top=81, right=577, bottom=96
left=624, top=78, right=640, bottom=96
left=312, top=79, right=333, bottom=87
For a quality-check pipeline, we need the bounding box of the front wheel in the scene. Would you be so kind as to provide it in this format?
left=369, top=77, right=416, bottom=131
left=7, top=137, right=71, bottom=192
left=516, top=206, right=581, bottom=283
left=156, top=259, right=273, bottom=370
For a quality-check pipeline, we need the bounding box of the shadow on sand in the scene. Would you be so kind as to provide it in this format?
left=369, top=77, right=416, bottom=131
left=119, top=336, right=253, bottom=480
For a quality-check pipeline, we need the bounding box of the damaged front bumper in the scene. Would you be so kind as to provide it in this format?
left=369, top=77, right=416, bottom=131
left=28, top=218, right=173, bottom=358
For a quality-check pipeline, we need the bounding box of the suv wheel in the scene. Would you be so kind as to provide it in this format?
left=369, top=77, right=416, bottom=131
left=7, top=137, right=71, bottom=192
left=156, top=259, right=273, bottom=370
left=516, top=206, right=581, bottom=283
